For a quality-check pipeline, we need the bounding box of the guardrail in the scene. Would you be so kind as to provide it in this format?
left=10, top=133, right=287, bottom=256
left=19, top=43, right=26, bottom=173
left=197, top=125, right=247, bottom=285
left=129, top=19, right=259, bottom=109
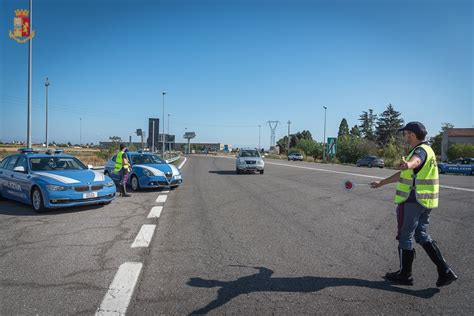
left=165, top=155, right=181, bottom=164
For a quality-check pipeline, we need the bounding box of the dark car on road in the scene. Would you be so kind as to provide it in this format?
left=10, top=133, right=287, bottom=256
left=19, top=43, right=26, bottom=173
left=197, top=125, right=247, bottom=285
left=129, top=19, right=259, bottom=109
left=356, top=156, right=384, bottom=168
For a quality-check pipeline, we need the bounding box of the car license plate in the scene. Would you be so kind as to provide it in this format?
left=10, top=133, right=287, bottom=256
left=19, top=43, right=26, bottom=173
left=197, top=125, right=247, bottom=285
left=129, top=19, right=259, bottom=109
left=83, top=192, right=98, bottom=199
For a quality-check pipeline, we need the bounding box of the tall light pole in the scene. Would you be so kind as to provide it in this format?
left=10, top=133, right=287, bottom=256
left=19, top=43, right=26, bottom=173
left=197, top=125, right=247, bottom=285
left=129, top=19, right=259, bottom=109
left=44, top=78, right=50, bottom=148
left=79, top=117, right=82, bottom=146
left=322, top=106, right=327, bottom=161
left=27, top=0, right=33, bottom=148
left=287, top=120, right=291, bottom=154
left=167, top=113, right=170, bottom=152
left=162, top=91, right=166, bottom=154
left=258, top=125, right=261, bottom=152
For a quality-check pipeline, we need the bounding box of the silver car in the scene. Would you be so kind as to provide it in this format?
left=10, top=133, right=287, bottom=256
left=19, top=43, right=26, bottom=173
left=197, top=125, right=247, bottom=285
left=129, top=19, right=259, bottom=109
left=236, top=149, right=264, bottom=174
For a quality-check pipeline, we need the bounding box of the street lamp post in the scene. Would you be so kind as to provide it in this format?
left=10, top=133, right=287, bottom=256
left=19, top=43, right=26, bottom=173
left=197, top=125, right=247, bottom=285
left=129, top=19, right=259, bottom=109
left=322, top=106, right=327, bottom=161
left=167, top=113, right=170, bottom=152
left=79, top=117, right=82, bottom=146
left=45, top=78, right=50, bottom=148
left=258, top=125, right=261, bottom=152
left=162, top=91, right=166, bottom=154
left=287, top=120, right=291, bottom=154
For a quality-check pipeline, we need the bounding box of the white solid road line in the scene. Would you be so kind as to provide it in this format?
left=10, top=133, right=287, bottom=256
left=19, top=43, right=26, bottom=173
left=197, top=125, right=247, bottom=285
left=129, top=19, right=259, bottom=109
left=161, top=190, right=170, bottom=194
left=95, top=262, right=143, bottom=316
left=265, top=161, right=474, bottom=192
left=178, top=157, right=188, bottom=169
left=131, top=224, right=156, bottom=248
left=148, top=206, right=163, bottom=218
left=156, top=195, right=168, bottom=203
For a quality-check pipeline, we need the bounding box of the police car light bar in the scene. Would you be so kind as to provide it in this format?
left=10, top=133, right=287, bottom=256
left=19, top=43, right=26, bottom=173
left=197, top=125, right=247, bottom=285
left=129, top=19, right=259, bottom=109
left=17, top=148, right=36, bottom=153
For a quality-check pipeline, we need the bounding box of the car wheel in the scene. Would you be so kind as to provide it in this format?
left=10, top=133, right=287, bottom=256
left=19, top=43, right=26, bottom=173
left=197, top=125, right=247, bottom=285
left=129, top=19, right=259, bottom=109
left=131, top=175, right=140, bottom=191
left=260, top=170, right=264, bottom=174
left=236, top=168, right=240, bottom=174
left=31, top=187, right=46, bottom=213
left=104, top=170, right=109, bottom=176
left=438, top=167, right=445, bottom=174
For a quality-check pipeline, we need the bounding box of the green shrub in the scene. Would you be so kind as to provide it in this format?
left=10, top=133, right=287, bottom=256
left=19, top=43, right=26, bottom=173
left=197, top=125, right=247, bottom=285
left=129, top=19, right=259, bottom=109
left=447, top=143, right=474, bottom=161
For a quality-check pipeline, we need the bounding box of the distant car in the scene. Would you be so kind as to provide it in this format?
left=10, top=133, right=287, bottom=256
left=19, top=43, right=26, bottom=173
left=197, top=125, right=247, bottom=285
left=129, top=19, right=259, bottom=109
left=104, top=151, right=183, bottom=191
left=356, top=156, right=385, bottom=168
left=288, top=152, right=304, bottom=161
left=236, top=149, right=264, bottom=174
left=0, top=148, right=116, bottom=212
left=438, top=158, right=474, bottom=175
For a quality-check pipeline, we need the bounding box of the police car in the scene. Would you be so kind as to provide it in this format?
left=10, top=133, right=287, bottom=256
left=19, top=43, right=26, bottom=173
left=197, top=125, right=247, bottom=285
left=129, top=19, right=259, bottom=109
left=438, top=158, right=474, bottom=175
left=104, top=151, right=183, bottom=191
left=0, top=148, right=116, bottom=212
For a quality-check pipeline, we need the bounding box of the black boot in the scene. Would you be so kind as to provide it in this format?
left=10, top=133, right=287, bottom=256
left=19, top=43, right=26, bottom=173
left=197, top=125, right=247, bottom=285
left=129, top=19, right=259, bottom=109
left=422, top=241, right=458, bottom=287
left=385, top=248, right=415, bottom=285
left=121, top=184, right=131, bottom=197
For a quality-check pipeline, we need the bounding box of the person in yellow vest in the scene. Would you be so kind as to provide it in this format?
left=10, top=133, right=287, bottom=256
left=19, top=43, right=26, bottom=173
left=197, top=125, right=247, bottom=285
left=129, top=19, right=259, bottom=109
left=370, top=122, right=457, bottom=287
left=114, top=143, right=131, bottom=197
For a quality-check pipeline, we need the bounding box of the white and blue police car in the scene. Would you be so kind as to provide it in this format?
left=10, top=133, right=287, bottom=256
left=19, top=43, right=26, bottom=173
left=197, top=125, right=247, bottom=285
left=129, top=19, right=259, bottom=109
left=104, top=151, right=183, bottom=191
left=0, top=148, right=116, bottom=212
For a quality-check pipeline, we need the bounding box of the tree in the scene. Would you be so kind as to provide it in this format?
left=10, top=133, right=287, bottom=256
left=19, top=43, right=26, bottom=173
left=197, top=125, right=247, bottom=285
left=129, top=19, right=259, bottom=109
left=336, top=135, right=377, bottom=164
left=430, top=123, right=454, bottom=155
left=338, top=118, right=350, bottom=139
left=375, top=104, right=404, bottom=147
left=447, top=143, right=474, bottom=161
left=359, top=109, right=377, bottom=141
left=350, top=125, right=361, bottom=137
left=109, top=136, right=122, bottom=143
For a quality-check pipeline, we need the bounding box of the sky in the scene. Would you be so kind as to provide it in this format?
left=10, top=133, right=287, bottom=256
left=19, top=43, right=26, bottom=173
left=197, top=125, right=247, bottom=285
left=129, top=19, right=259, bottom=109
left=0, top=0, right=472, bottom=148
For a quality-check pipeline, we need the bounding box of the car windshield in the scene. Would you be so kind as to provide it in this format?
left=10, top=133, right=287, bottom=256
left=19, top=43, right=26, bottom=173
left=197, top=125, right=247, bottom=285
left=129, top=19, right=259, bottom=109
left=240, top=150, right=260, bottom=158
left=30, top=156, right=86, bottom=171
left=130, top=154, right=165, bottom=165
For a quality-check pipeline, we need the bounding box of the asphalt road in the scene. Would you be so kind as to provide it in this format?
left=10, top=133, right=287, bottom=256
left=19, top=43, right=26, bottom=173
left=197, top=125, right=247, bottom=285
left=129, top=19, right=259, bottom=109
left=1, top=156, right=473, bottom=315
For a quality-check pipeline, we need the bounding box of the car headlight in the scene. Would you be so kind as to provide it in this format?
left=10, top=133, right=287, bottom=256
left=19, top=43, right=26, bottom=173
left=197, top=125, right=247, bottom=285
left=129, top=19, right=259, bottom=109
left=46, top=185, right=69, bottom=191
left=143, top=169, right=153, bottom=176
left=104, top=181, right=115, bottom=187
left=174, top=174, right=182, bottom=180
left=239, top=159, right=247, bottom=165
left=257, top=160, right=264, bottom=165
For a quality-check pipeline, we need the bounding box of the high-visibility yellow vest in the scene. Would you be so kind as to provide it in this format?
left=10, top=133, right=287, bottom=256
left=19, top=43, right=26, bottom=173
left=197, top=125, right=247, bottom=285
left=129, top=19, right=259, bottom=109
left=394, top=144, right=439, bottom=208
left=114, top=151, right=124, bottom=173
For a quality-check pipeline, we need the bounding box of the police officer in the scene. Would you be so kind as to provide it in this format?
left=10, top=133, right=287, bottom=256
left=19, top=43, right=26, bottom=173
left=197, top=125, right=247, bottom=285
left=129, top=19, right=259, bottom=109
left=370, top=122, right=457, bottom=287
left=114, top=143, right=131, bottom=197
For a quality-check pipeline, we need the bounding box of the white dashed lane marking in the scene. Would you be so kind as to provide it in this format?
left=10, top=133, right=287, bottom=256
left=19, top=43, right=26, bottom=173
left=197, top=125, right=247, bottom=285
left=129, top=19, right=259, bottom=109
left=96, top=262, right=143, bottom=316
left=131, top=224, right=156, bottom=248
left=156, top=195, right=168, bottom=203
left=148, top=206, right=163, bottom=218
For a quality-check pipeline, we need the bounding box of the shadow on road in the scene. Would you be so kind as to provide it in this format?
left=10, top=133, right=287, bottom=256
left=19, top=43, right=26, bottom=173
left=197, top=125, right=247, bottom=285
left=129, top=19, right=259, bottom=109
left=0, top=199, right=106, bottom=216
left=187, top=266, right=440, bottom=314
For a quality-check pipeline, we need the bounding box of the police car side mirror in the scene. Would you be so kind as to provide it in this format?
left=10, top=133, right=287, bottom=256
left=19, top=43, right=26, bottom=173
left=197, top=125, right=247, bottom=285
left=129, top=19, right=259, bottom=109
left=13, top=166, right=25, bottom=173
left=88, top=164, right=94, bottom=169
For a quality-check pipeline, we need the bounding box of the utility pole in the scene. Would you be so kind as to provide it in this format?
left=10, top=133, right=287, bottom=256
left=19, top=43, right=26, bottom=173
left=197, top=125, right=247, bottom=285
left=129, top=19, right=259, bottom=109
left=258, top=125, right=261, bottom=152
left=322, top=106, right=327, bottom=160
left=167, top=113, right=170, bottom=152
left=79, top=118, right=82, bottom=146
left=45, top=78, right=50, bottom=148
left=287, top=120, right=291, bottom=154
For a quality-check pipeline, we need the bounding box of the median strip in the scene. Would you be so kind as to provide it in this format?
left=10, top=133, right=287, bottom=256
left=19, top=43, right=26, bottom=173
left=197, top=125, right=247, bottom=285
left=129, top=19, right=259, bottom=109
left=131, top=224, right=156, bottom=248
left=95, top=262, right=143, bottom=316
